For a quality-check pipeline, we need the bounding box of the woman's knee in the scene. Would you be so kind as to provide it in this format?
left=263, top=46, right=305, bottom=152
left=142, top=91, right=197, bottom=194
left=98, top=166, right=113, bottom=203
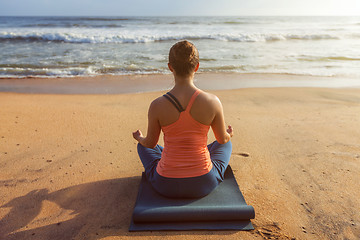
left=224, top=140, right=232, bottom=151
left=137, top=142, right=143, bottom=152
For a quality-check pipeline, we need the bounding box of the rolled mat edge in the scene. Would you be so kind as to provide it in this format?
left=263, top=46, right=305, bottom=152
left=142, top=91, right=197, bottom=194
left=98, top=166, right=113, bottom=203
left=133, top=205, right=255, bottom=223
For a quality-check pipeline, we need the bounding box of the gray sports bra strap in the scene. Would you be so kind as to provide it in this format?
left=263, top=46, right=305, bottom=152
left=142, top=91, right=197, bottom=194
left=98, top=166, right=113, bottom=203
left=163, top=93, right=184, bottom=112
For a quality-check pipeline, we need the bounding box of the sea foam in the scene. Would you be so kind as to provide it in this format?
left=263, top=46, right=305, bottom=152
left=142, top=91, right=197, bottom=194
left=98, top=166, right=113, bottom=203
left=0, top=29, right=344, bottom=44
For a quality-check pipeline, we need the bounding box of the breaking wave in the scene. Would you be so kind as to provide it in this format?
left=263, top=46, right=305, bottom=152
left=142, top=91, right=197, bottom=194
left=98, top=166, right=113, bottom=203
left=0, top=31, right=343, bottom=44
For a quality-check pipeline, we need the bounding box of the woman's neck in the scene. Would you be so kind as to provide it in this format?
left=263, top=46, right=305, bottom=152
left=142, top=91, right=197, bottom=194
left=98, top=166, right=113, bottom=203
left=173, top=73, right=197, bottom=91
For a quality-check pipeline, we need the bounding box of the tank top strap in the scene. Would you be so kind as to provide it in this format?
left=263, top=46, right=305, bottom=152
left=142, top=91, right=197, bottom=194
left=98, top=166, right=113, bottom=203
left=185, top=89, right=201, bottom=112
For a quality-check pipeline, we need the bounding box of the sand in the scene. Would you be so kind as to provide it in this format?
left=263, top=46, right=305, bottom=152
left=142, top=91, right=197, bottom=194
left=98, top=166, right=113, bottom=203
left=1, top=75, right=360, bottom=239
left=1, top=73, right=360, bottom=94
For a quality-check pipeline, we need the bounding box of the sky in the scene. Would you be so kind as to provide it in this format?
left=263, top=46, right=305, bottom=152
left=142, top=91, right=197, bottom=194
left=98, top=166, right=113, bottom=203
left=0, top=0, right=359, bottom=16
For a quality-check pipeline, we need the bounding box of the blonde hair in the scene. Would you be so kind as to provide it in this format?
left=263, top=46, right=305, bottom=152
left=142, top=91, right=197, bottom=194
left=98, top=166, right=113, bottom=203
left=168, top=40, right=199, bottom=77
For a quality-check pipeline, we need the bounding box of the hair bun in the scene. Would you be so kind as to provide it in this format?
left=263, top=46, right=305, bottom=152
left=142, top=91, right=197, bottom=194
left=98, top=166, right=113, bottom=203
left=169, top=40, right=199, bottom=77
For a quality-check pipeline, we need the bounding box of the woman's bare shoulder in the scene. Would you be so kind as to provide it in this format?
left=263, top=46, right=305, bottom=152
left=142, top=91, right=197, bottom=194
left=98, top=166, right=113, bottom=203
left=148, top=95, right=168, bottom=111
left=197, top=90, right=222, bottom=106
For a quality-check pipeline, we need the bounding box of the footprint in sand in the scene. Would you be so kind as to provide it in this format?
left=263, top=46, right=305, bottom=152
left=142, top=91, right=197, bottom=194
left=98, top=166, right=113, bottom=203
left=256, top=222, right=295, bottom=239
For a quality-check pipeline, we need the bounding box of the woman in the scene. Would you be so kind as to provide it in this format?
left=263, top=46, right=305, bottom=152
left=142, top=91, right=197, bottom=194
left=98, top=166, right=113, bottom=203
left=132, top=40, right=233, bottom=198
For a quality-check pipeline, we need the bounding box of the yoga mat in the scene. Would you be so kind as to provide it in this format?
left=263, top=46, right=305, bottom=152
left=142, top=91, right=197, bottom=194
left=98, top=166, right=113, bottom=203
left=129, top=166, right=255, bottom=231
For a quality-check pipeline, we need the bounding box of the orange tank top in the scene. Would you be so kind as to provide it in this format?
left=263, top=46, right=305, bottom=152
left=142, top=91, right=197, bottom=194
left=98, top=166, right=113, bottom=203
left=156, top=89, right=213, bottom=178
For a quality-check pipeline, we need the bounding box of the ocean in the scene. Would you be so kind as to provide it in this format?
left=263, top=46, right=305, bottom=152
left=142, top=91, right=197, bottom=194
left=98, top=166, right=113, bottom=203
left=0, top=16, right=360, bottom=78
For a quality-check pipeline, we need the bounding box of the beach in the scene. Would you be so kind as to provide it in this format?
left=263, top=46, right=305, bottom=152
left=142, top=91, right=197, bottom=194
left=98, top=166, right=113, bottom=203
left=1, top=74, right=360, bottom=239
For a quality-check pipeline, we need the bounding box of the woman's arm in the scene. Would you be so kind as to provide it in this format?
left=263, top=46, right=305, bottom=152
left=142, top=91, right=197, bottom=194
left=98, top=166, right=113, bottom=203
left=210, top=96, right=233, bottom=144
left=132, top=100, right=161, bottom=148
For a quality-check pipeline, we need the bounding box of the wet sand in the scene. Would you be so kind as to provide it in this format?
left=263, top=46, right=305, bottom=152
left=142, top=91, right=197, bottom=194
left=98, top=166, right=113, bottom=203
left=1, top=73, right=360, bottom=94
left=1, top=74, right=360, bottom=239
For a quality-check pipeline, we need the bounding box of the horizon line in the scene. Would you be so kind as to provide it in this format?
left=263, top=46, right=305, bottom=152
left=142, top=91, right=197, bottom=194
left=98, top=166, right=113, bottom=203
left=1, top=14, right=359, bottom=17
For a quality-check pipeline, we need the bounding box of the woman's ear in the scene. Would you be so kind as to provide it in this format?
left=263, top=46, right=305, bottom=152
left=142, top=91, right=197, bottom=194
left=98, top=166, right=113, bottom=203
left=194, top=63, right=199, bottom=72
left=168, top=63, right=174, bottom=72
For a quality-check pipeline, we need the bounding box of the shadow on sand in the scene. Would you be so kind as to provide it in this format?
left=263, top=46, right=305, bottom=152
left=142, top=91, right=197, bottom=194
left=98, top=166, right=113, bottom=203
left=0, top=176, right=141, bottom=240
left=1, top=176, right=237, bottom=239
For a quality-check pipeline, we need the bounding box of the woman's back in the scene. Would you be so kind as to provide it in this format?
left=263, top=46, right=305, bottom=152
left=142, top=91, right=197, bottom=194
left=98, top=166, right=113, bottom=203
left=156, top=89, right=213, bottom=178
left=151, top=87, right=229, bottom=146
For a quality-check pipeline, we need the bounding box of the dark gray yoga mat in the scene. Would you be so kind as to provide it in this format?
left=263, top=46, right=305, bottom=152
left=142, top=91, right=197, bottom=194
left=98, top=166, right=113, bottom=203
left=129, top=166, right=255, bottom=231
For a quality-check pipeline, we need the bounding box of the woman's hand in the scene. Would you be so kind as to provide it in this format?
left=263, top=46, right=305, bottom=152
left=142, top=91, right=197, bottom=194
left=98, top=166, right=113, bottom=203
left=226, top=125, right=234, bottom=137
left=132, top=129, right=144, bottom=142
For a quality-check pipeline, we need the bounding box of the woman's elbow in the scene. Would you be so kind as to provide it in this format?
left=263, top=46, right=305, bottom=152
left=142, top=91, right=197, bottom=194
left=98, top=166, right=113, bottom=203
left=142, top=139, right=158, bottom=149
left=216, top=135, right=230, bottom=144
